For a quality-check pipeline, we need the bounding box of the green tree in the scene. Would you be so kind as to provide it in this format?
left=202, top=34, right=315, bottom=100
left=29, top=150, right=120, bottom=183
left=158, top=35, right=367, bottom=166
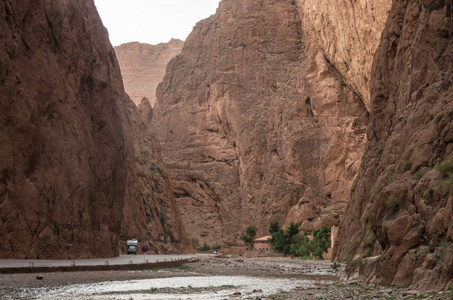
left=240, top=225, right=258, bottom=248
left=268, top=221, right=280, bottom=234
left=312, top=226, right=331, bottom=254
left=268, top=222, right=300, bottom=254
left=268, top=222, right=331, bottom=259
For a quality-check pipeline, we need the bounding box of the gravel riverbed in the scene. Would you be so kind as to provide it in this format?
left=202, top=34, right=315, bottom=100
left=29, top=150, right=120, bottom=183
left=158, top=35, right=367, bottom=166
left=0, top=256, right=450, bottom=299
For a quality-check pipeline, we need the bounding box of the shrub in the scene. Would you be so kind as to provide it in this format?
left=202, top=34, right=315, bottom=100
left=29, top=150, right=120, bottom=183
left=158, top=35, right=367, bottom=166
left=426, top=188, right=434, bottom=199
left=331, top=262, right=341, bottom=270
left=435, top=113, right=444, bottom=124
left=415, top=169, right=427, bottom=181
left=296, top=244, right=310, bottom=257
left=402, top=153, right=416, bottom=172
left=369, top=230, right=377, bottom=246
left=385, top=196, right=399, bottom=214
left=370, top=185, right=384, bottom=196
left=436, top=160, right=453, bottom=178
left=192, top=238, right=200, bottom=250
left=386, top=175, right=394, bottom=185
left=313, top=247, right=325, bottom=259
left=442, top=176, right=453, bottom=195
left=363, top=215, right=370, bottom=224
left=200, top=243, right=210, bottom=251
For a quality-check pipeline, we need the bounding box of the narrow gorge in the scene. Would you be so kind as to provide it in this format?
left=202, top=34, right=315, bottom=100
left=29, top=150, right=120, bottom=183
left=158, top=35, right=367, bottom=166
left=1, top=0, right=452, bottom=291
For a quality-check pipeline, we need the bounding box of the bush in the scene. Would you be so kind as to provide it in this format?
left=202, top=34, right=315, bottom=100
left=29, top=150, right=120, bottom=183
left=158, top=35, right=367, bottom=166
left=436, top=160, right=453, bottom=178
left=385, top=195, right=399, bottom=214
left=442, top=176, right=453, bottom=195
left=313, top=247, right=325, bottom=259
left=415, top=169, right=427, bottom=181
left=363, top=215, right=370, bottom=224
left=370, top=185, right=384, bottom=195
left=295, top=240, right=310, bottom=257
left=331, top=262, right=341, bottom=270
left=192, top=238, right=199, bottom=250
left=402, top=157, right=414, bottom=172
left=200, top=243, right=210, bottom=251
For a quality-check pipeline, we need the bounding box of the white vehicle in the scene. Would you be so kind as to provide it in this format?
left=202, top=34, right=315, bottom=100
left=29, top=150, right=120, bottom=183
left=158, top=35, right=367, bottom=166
left=127, top=239, right=138, bottom=255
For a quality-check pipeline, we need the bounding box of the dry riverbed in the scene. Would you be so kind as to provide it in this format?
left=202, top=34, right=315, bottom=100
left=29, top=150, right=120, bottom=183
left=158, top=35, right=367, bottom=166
left=0, top=256, right=451, bottom=299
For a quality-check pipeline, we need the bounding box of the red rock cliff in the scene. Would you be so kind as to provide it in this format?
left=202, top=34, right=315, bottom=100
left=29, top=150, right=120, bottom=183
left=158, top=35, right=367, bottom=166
left=0, top=0, right=190, bottom=258
left=115, top=39, right=184, bottom=107
left=298, top=0, right=392, bottom=109
left=152, top=0, right=368, bottom=246
left=334, top=0, right=453, bottom=290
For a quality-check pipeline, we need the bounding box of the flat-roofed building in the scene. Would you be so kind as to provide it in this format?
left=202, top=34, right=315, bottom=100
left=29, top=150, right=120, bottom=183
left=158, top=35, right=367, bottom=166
left=253, top=235, right=272, bottom=252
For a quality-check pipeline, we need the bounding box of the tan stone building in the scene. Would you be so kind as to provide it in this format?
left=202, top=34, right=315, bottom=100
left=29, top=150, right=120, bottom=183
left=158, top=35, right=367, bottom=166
left=254, top=236, right=272, bottom=252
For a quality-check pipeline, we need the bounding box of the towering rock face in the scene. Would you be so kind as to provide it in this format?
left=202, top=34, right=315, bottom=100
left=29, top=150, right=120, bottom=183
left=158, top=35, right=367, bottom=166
left=334, top=0, right=453, bottom=291
left=298, top=0, right=392, bottom=109
left=115, top=40, right=184, bottom=107
left=152, top=0, right=368, bottom=246
left=0, top=0, right=190, bottom=258
left=122, top=99, right=191, bottom=255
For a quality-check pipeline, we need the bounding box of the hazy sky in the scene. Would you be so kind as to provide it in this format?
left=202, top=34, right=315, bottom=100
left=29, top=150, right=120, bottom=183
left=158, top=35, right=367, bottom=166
left=94, top=0, right=221, bottom=46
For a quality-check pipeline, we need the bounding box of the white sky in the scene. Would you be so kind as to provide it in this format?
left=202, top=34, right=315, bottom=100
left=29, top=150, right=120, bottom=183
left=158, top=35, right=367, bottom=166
left=94, top=0, right=221, bottom=46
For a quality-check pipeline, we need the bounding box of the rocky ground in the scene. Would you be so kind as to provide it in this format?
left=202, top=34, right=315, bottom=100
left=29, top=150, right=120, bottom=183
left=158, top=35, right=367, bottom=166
left=0, top=256, right=451, bottom=299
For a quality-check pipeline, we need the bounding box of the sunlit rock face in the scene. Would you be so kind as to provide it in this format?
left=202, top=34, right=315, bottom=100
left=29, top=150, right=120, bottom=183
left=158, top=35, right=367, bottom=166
left=297, top=0, right=392, bottom=110
left=334, top=0, right=453, bottom=290
left=0, top=0, right=190, bottom=258
left=151, top=0, right=369, bottom=246
left=115, top=39, right=184, bottom=107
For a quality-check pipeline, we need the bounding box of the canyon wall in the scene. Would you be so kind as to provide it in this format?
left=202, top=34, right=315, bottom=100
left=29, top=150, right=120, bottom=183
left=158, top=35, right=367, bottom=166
left=152, top=0, right=369, bottom=246
left=0, top=0, right=190, bottom=258
left=122, top=99, right=192, bottom=255
left=115, top=40, right=184, bottom=107
left=334, top=0, right=453, bottom=290
left=298, top=0, right=392, bottom=110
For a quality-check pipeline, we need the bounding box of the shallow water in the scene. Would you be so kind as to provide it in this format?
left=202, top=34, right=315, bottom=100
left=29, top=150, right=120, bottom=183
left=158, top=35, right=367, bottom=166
left=3, top=275, right=329, bottom=299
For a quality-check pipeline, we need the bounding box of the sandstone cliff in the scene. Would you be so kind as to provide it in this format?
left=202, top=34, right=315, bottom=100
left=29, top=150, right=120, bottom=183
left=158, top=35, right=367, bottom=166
left=115, top=40, right=184, bottom=107
left=298, top=0, right=392, bottom=110
left=334, top=0, right=453, bottom=290
left=0, top=0, right=190, bottom=258
left=152, top=0, right=368, bottom=246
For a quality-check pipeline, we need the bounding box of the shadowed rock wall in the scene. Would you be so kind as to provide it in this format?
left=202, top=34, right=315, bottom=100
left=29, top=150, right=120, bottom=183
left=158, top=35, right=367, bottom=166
left=334, top=0, right=453, bottom=290
left=0, top=0, right=190, bottom=259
